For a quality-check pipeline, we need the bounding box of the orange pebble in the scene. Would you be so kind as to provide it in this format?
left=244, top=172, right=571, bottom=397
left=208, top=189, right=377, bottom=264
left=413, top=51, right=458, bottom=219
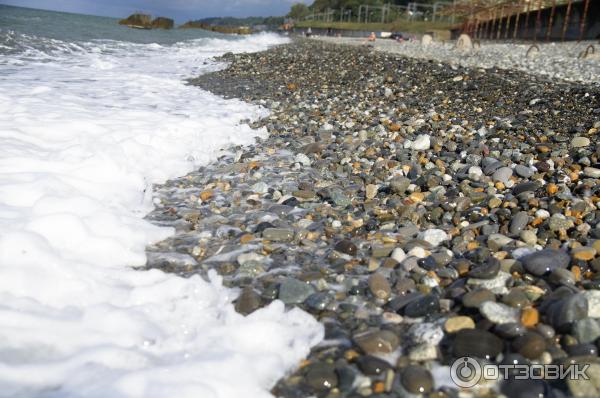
left=200, top=190, right=213, bottom=201
left=372, top=381, right=385, bottom=394
left=521, top=307, right=539, bottom=327
left=547, top=183, right=558, bottom=195
left=240, top=234, right=254, bottom=244
left=467, top=241, right=479, bottom=250
left=570, top=172, right=579, bottom=182
left=572, top=266, right=582, bottom=282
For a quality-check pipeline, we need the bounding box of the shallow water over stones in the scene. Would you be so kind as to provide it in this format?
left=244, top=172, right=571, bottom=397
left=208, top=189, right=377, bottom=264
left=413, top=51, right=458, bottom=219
left=145, top=40, right=600, bottom=397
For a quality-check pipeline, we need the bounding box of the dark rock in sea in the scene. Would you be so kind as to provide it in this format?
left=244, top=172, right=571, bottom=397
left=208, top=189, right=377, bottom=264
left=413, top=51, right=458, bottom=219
left=151, top=17, right=174, bottom=29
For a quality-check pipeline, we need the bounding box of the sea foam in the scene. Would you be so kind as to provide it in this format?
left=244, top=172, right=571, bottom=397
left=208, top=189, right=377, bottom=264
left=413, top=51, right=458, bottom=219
left=0, top=31, right=323, bottom=397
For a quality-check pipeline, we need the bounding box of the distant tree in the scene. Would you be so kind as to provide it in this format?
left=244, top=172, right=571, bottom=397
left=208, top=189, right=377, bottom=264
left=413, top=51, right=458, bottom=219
left=288, top=3, right=311, bottom=20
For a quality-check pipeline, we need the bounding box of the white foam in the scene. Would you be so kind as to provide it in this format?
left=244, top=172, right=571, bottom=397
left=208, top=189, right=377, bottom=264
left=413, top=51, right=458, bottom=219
left=0, top=32, right=323, bottom=397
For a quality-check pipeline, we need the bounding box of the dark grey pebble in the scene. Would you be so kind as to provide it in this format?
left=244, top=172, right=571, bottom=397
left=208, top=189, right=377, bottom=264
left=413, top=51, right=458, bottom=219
left=356, top=355, right=392, bottom=375
left=305, top=363, right=338, bottom=391
left=400, top=365, right=434, bottom=394
left=403, top=294, right=439, bottom=318
left=334, top=239, right=357, bottom=256
left=521, top=249, right=570, bottom=276
left=509, top=211, right=529, bottom=235
left=452, top=329, right=504, bottom=359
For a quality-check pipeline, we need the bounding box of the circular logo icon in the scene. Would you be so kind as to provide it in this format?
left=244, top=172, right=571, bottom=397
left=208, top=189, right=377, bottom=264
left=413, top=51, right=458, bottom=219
left=450, top=357, right=482, bottom=388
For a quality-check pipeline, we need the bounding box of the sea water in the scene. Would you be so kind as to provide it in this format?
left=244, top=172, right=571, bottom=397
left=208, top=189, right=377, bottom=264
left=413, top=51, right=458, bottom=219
left=0, top=5, right=322, bottom=397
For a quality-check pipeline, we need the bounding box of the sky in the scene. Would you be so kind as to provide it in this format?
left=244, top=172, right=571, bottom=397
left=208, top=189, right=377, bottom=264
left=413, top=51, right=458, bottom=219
left=0, top=0, right=312, bottom=21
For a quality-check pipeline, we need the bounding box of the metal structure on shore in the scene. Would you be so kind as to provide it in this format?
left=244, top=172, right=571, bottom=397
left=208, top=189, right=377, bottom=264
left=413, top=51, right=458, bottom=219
left=303, top=2, right=457, bottom=24
left=436, top=0, right=597, bottom=41
left=300, top=0, right=598, bottom=41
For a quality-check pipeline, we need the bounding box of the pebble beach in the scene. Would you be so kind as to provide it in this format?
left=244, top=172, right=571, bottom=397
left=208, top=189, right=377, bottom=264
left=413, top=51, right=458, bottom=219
left=146, top=38, right=600, bottom=397
left=316, top=36, right=600, bottom=84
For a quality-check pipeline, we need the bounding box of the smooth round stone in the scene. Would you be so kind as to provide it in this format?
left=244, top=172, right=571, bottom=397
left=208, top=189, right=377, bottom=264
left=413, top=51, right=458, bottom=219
left=389, top=176, right=410, bottom=194
left=408, top=343, right=438, bottom=361
left=305, top=363, right=338, bottom=391
left=391, top=247, right=406, bottom=263
left=512, top=332, right=547, bottom=359
left=467, top=271, right=511, bottom=294
left=513, top=181, right=539, bottom=195
left=365, top=184, right=378, bottom=199
left=400, top=365, right=433, bottom=394
left=293, top=189, right=316, bottom=199
left=502, top=289, right=531, bottom=308
left=536, top=324, right=556, bottom=339
left=462, top=289, right=496, bottom=308
left=268, top=204, right=293, bottom=217
left=548, top=214, right=574, bottom=231
left=262, top=227, right=294, bottom=242
left=493, top=166, right=513, bottom=184
left=566, top=343, right=598, bottom=357
left=278, top=278, right=315, bottom=304
left=294, top=153, right=311, bottom=166
left=403, top=294, right=439, bottom=318
left=572, top=136, right=591, bottom=148
left=488, top=233, right=513, bottom=251
left=483, top=159, right=503, bottom=175
left=235, top=287, right=261, bottom=315
left=573, top=318, right=600, bottom=344
left=468, top=166, right=483, bottom=181
left=444, top=316, right=476, bottom=333
left=305, top=292, right=333, bottom=311
left=329, top=188, right=351, bottom=207
left=417, top=228, right=449, bottom=247
left=549, top=268, right=576, bottom=285
left=412, top=134, right=431, bottom=150
left=572, top=246, right=597, bottom=261
left=501, top=378, right=554, bottom=398
left=254, top=221, right=274, bottom=233
left=353, top=330, right=399, bottom=354
left=408, top=322, right=444, bottom=345
left=521, top=249, right=570, bottom=276
left=509, top=211, right=529, bottom=235
left=546, top=293, right=588, bottom=331
left=452, top=329, right=504, bottom=359
left=583, top=290, right=600, bottom=317
left=515, top=164, right=534, bottom=178
left=480, top=301, right=520, bottom=324
left=583, top=167, right=600, bottom=178
left=368, top=272, right=392, bottom=300
left=334, top=239, right=357, bottom=256
left=467, top=259, right=500, bottom=279
left=356, top=355, right=392, bottom=375
left=495, top=322, right=527, bottom=338
left=520, top=230, right=538, bottom=245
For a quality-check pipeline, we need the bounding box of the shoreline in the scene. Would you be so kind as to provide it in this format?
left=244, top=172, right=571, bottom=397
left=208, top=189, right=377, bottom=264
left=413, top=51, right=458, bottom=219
left=147, top=39, right=600, bottom=397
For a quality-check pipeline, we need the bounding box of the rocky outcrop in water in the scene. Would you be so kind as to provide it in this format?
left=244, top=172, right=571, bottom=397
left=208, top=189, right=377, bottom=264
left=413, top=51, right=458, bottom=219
left=151, top=17, right=174, bottom=29
left=179, top=21, right=251, bottom=35
left=119, top=14, right=174, bottom=30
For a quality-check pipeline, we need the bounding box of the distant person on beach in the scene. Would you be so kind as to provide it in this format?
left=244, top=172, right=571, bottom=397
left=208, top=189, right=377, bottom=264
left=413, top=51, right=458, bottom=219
left=367, top=32, right=376, bottom=42
left=306, top=27, right=312, bottom=37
